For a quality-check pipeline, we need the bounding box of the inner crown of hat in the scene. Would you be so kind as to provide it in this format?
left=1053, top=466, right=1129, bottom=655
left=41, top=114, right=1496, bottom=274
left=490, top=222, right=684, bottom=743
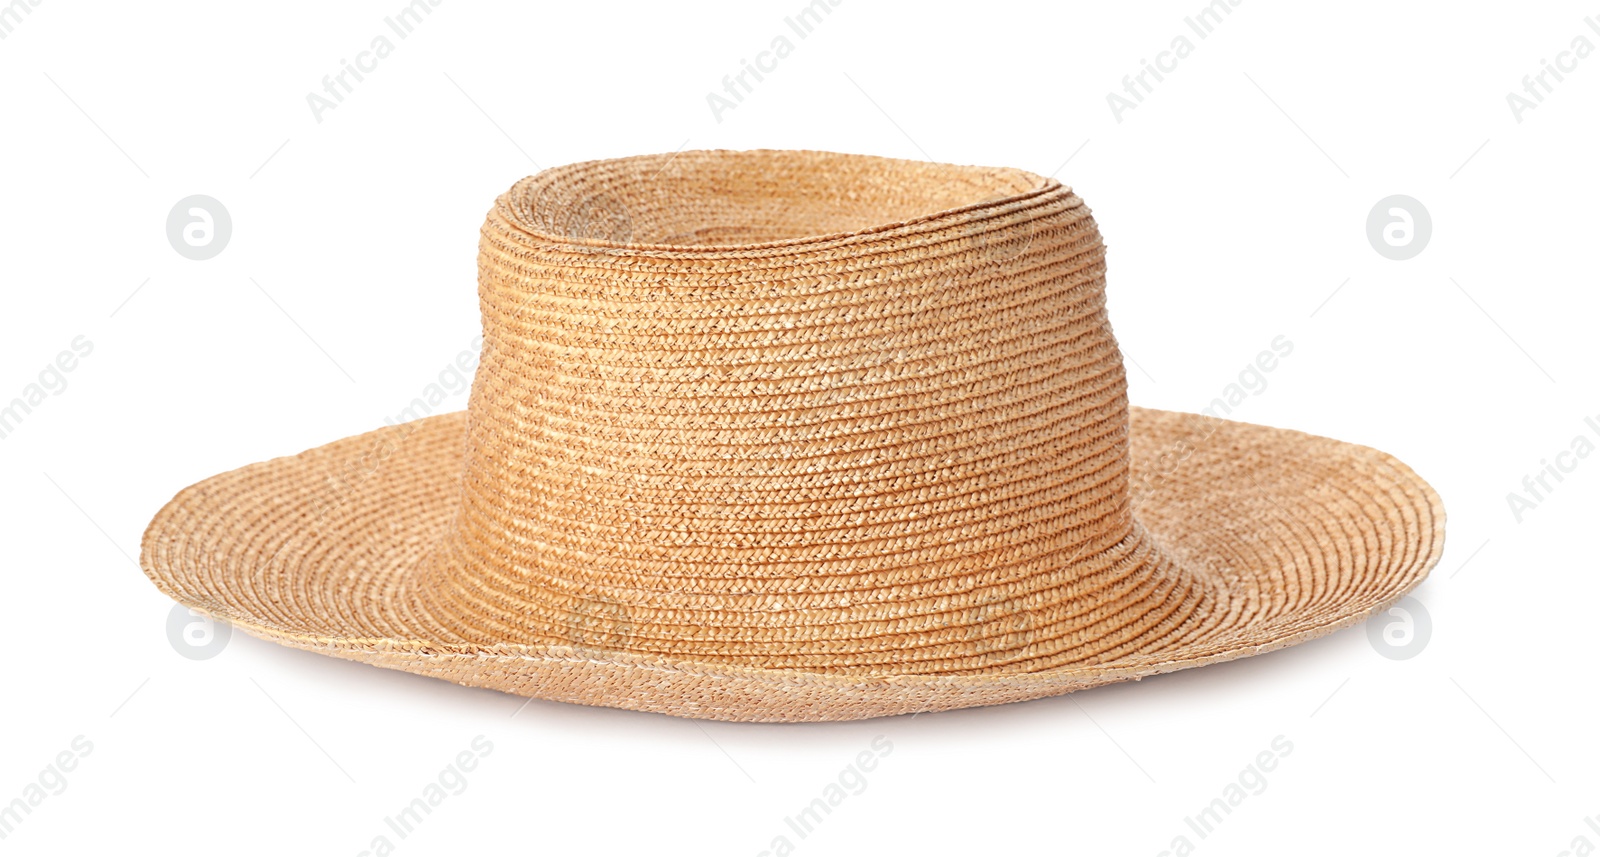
left=518, top=149, right=1051, bottom=250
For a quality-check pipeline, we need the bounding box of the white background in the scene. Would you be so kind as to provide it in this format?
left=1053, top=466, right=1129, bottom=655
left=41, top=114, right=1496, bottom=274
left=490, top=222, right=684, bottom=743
left=2, top=0, right=1596, bottom=853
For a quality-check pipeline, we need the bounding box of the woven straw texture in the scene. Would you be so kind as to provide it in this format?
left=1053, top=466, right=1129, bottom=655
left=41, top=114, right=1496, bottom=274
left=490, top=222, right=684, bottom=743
left=141, top=150, right=1445, bottom=722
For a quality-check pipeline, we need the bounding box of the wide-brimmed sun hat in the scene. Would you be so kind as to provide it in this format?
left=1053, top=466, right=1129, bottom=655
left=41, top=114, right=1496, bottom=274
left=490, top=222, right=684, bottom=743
left=141, top=149, right=1445, bottom=722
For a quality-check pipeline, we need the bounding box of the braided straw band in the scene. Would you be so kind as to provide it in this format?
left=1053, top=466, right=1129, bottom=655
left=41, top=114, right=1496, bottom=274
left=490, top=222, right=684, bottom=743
left=140, top=150, right=1445, bottom=721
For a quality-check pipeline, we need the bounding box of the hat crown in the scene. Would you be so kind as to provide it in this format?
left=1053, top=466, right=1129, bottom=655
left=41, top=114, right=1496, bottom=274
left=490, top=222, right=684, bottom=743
left=420, top=150, right=1185, bottom=676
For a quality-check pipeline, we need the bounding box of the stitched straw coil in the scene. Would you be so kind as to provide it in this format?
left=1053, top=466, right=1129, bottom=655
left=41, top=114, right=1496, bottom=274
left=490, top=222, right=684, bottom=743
left=140, top=150, right=1445, bottom=721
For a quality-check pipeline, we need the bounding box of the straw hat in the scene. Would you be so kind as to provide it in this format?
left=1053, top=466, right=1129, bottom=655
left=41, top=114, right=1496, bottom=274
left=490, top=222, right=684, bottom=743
left=140, top=149, right=1445, bottom=722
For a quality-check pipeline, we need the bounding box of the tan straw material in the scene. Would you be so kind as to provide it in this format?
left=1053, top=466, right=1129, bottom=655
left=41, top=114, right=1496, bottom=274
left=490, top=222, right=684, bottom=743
left=141, top=149, right=1445, bottom=722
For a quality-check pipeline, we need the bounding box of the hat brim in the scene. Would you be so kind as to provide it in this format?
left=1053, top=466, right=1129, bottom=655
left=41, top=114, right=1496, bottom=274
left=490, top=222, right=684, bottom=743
left=140, top=406, right=1444, bottom=722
